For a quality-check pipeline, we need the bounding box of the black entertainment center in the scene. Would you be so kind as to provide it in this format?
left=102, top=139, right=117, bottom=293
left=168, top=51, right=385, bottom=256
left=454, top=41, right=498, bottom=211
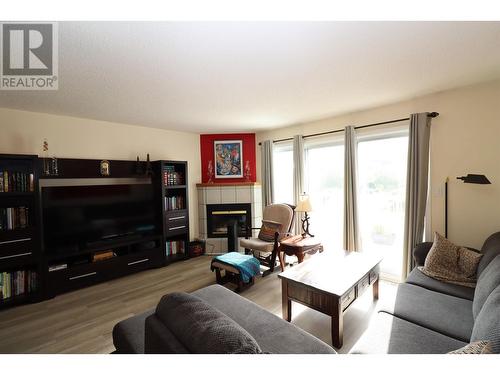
left=0, top=154, right=190, bottom=307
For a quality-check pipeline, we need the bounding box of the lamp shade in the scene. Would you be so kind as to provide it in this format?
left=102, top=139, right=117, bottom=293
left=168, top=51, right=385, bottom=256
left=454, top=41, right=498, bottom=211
left=456, top=174, right=491, bottom=184
left=295, top=194, right=312, bottom=212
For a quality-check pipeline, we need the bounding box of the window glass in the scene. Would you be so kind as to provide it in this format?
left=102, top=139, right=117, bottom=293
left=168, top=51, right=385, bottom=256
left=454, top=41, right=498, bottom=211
left=304, top=136, right=344, bottom=250
left=272, top=142, right=294, bottom=205
left=357, top=126, right=409, bottom=281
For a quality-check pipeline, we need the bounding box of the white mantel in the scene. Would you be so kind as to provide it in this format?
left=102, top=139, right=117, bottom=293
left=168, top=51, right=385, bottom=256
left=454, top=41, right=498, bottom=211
left=197, top=183, right=262, bottom=254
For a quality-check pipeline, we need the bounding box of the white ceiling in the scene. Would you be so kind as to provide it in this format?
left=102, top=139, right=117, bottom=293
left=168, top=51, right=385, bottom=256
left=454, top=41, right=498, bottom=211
left=1, top=21, right=500, bottom=133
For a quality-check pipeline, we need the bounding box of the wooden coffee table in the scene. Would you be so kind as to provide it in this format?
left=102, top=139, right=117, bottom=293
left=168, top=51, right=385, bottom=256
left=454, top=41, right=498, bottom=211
left=278, top=251, right=382, bottom=349
left=278, top=235, right=323, bottom=271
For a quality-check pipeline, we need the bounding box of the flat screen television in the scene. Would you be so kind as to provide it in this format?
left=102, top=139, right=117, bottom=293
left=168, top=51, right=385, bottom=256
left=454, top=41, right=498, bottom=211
left=42, top=183, right=157, bottom=254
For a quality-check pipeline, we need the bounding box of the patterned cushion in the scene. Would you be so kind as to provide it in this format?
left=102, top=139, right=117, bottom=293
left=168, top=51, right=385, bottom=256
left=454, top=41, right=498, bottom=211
left=258, top=220, right=283, bottom=242
left=448, top=341, right=493, bottom=354
left=155, top=292, right=262, bottom=354
left=419, top=232, right=483, bottom=288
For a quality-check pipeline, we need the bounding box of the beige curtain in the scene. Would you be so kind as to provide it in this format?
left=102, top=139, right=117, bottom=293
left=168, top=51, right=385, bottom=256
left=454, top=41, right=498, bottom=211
left=403, top=113, right=432, bottom=278
left=343, top=126, right=360, bottom=252
left=293, top=135, right=305, bottom=235
left=261, top=140, right=274, bottom=207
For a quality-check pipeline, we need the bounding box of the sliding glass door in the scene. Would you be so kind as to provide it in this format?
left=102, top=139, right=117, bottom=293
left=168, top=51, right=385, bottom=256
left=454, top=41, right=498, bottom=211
left=357, top=127, right=409, bottom=281
left=304, top=137, right=344, bottom=250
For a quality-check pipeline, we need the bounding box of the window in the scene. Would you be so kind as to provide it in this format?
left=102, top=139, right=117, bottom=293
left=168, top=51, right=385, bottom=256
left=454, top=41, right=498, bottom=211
left=304, top=136, right=344, bottom=250
left=272, top=141, right=294, bottom=205
left=357, top=126, right=409, bottom=281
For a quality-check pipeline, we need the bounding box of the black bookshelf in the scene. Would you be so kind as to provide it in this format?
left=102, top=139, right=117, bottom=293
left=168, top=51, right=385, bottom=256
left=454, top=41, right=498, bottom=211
left=0, top=154, right=42, bottom=309
left=0, top=155, right=191, bottom=308
left=154, top=161, right=190, bottom=264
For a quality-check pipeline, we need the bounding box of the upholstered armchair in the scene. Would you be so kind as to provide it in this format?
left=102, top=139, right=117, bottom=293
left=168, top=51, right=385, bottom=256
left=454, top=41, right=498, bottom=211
left=240, top=203, right=295, bottom=276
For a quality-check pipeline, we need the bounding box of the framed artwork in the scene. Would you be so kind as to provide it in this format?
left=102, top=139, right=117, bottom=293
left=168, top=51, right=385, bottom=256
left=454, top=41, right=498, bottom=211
left=214, top=140, right=243, bottom=178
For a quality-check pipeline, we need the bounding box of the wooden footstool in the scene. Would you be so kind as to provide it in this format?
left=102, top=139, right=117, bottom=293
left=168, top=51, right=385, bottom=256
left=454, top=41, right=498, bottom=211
left=210, top=253, right=260, bottom=293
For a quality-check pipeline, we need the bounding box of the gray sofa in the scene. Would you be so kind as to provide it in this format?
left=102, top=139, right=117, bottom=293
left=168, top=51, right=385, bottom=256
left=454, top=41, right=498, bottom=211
left=113, top=283, right=335, bottom=354
left=351, top=232, right=500, bottom=354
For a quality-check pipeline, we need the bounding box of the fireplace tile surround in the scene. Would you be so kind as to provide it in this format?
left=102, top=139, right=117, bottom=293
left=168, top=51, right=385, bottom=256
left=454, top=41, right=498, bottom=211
left=197, top=183, right=262, bottom=254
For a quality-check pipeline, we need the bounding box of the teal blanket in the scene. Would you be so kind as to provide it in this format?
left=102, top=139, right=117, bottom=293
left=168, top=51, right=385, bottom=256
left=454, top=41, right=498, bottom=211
left=211, top=252, right=261, bottom=283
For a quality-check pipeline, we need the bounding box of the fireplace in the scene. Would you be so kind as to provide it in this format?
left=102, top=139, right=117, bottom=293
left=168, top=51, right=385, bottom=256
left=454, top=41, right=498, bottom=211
left=197, top=183, right=262, bottom=254
left=206, top=203, right=252, bottom=238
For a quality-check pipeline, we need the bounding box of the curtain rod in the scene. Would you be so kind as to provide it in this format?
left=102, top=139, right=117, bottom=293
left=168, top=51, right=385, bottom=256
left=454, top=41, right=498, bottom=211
left=258, top=112, right=439, bottom=146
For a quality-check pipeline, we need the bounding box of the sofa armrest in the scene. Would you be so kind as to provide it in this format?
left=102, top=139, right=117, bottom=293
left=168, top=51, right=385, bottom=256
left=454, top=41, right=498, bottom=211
left=413, top=242, right=434, bottom=266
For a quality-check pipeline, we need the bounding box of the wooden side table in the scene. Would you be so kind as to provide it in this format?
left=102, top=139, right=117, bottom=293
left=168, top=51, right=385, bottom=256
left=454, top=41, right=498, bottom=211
left=278, top=235, right=323, bottom=272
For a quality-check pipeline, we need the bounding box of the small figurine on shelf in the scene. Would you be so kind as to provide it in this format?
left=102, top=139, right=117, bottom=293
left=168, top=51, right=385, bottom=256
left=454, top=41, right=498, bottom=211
left=244, top=160, right=251, bottom=182
left=51, top=157, right=58, bottom=176
left=42, top=139, right=50, bottom=176
left=207, top=160, right=214, bottom=183
left=42, top=139, right=59, bottom=176
left=100, top=160, right=110, bottom=176
left=135, top=156, right=142, bottom=175
left=145, top=153, right=153, bottom=176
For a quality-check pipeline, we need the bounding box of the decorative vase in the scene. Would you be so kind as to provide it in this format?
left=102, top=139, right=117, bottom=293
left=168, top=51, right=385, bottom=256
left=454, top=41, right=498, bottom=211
left=244, top=160, right=251, bottom=182
left=207, top=160, right=214, bottom=183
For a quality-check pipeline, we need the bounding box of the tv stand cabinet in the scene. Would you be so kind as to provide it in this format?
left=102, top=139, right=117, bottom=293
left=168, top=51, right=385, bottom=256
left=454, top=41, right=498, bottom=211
left=46, top=235, right=164, bottom=296
left=38, top=157, right=179, bottom=299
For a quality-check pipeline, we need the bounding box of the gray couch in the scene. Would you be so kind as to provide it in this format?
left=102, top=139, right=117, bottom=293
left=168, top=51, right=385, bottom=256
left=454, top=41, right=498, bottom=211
left=113, top=283, right=336, bottom=354
left=351, top=232, right=500, bottom=354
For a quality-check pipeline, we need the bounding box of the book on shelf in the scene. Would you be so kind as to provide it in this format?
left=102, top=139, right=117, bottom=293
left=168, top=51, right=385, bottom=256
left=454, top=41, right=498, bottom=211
left=0, top=270, right=38, bottom=300
left=0, top=207, right=29, bottom=231
left=163, top=166, right=184, bottom=186
left=164, top=196, right=184, bottom=211
left=0, top=171, right=34, bottom=193
left=165, top=240, right=185, bottom=257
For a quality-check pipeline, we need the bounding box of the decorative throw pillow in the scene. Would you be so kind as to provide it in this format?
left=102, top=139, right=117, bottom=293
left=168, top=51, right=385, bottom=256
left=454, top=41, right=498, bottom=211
left=419, top=232, right=483, bottom=288
left=448, top=341, right=493, bottom=354
left=258, top=220, right=283, bottom=242
left=155, top=292, right=263, bottom=354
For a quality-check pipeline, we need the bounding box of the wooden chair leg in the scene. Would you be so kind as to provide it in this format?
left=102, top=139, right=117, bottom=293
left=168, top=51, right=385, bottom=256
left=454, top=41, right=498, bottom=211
left=236, top=279, right=243, bottom=293
left=215, top=268, right=223, bottom=284
left=268, top=234, right=279, bottom=273
left=278, top=250, right=285, bottom=272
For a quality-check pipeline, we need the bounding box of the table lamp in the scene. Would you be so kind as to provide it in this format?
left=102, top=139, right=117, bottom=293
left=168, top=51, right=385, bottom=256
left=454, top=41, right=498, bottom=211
left=295, top=193, right=314, bottom=238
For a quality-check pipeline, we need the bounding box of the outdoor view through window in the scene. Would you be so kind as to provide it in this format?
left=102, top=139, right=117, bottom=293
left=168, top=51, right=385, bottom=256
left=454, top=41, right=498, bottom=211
left=304, top=140, right=344, bottom=251
left=273, top=142, right=293, bottom=205
left=357, top=132, right=408, bottom=281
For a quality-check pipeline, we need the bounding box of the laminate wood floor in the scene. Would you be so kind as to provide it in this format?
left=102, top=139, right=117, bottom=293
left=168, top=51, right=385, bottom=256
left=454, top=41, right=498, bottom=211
left=0, top=255, right=397, bottom=354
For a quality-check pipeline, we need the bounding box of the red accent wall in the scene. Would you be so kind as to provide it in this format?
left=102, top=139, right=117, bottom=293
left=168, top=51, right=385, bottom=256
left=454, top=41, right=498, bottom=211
left=200, top=133, right=256, bottom=183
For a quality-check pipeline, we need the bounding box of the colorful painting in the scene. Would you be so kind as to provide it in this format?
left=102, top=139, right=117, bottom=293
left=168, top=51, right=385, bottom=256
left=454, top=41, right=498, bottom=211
left=214, top=140, right=243, bottom=178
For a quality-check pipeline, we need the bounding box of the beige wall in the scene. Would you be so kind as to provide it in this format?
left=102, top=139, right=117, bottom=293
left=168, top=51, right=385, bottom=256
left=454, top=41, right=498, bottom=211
left=257, top=79, right=500, bottom=249
left=0, top=108, right=201, bottom=239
